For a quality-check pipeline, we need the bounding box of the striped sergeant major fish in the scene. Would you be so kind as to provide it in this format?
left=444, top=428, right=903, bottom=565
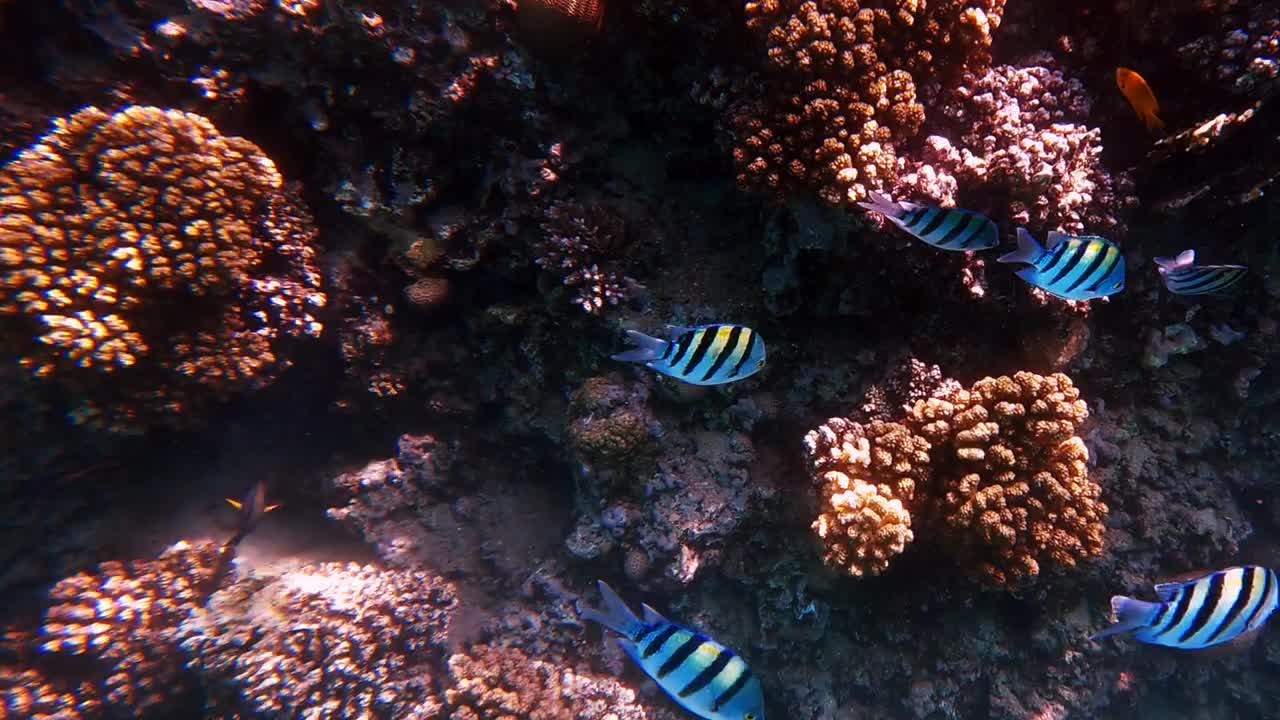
left=581, top=580, right=765, bottom=720
left=1090, top=566, right=1280, bottom=650
left=1153, top=249, right=1248, bottom=295
left=998, top=227, right=1125, bottom=301
left=612, top=324, right=765, bottom=386
left=856, top=191, right=999, bottom=251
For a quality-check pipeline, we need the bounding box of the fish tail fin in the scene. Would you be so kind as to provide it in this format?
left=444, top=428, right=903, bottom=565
left=1145, top=111, right=1165, bottom=132
left=855, top=190, right=904, bottom=219
left=999, top=227, right=1045, bottom=265
left=1090, top=595, right=1161, bottom=641
left=611, top=329, right=667, bottom=364
left=580, top=580, right=644, bottom=637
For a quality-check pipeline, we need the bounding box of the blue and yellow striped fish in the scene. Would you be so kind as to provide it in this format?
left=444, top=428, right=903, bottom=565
left=1154, top=249, right=1248, bottom=295
left=581, top=580, right=765, bottom=720
left=998, top=227, right=1125, bottom=300
left=1090, top=566, right=1280, bottom=650
left=612, top=324, right=765, bottom=386
left=857, top=191, right=999, bottom=251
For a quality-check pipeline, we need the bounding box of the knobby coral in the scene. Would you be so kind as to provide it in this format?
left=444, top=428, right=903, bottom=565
left=0, top=541, right=224, bottom=719
left=182, top=562, right=457, bottom=719
left=732, top=0, right=1006, bottom=205
left=805, top=418, right=931, bottom=576
left=805, top=371, right=1107, bottom=586
left=0, top=105, right=326, bottom=432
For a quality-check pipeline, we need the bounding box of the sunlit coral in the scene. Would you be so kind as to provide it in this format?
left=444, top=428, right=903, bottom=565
left=0, top=105, right=325, bottom=432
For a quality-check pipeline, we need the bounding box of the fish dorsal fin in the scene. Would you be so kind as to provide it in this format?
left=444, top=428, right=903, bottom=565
left=1045, top=231, right=1071, bottom=249
left=1153, top=582, right=1181, bottom=602
left=641, top=603, right=669, bottom=625
left=664, top=324, right=693, bottom=340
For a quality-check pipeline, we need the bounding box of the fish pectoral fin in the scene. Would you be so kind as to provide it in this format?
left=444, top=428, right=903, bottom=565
left=264, top=503, right=282, bottom=513
left=225, top=498, right=243, bottom=510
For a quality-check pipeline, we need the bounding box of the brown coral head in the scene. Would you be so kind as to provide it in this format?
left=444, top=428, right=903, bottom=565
left=404, top=276, right=451, bottom=311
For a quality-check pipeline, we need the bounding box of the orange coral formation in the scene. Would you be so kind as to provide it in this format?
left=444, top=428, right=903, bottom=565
left=733, top=0, right=1005, bottom=205
left=905, top=371, right=1107, bottom=586
left=805, top=418, right=932, bottom=576
left=805, top=371, right=1107, bottom=586
left=0, top=105, right=326, bottom=432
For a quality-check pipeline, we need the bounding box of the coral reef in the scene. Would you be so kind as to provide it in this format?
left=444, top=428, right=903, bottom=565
left=807, top=371, right=1108, bottom=587
left=732, top=0, right=1006, bottom=205
left=536, top=200, right=637, bottom=314
left=182, top=561, right=456, bottom=718
left=0, top=541, right=224, bottom=719
left=0, top=105, right=325, bottom=432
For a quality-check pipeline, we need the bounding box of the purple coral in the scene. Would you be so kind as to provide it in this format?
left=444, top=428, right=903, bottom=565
left=536, top=201, right=635, bottom=314
left=903, top=61, right=1135, bottom=235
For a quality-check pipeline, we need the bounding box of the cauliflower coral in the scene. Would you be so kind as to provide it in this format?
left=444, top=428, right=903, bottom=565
left=0, top=106, right=325, bottom=432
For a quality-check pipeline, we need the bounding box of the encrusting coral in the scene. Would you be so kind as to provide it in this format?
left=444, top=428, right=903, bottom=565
left=732, top=0, right=1006, bottom=205
left=182, top=562, right=458, bottom=719
left=0, top=105, right=326, bottom=432
left=806, top=371, right=1107, bottom=586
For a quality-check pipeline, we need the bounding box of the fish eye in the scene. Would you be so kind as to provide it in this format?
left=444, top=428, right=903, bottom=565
left=744, top=714, right=756, bottom=720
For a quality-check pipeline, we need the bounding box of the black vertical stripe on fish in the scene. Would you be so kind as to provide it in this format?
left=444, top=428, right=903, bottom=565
left=1178, top=571, right=1226, bottom=642
left=1085, top=248, right=1123, bottom=292
left=1158, top=583, right=1198, bottom=638
left=915, top=209, right=951, bottom=238
left=905, top=208, right=940, bottom=232
left=681, top=327, right=719, bottom=376
left=1037, top=240, right=1072, bottom=273
left=1242, top=568, right=1274, bottom=630
left=1150, top=600, right=1172, bottom=629
left=959, top=215, right=991, bottom=249
left=1065, top=244, right=1112, bottom=293
left=940, top=213, right=979, bottom=248
left=729, top=329, right=758, bottom=378
left=1170, top=268, right=1219, bottom=286
left=643, top=624, right=680, bottom=659
left=677, top=647, right=734, bottom=698
left=1207, top=567, right=1257, bottom=644
left=657, top=635, right=706, bottom=679
left=712, top=665, right=753, bottom=712
left=899, top=208, right=926, bottom=226
left=701, top=325, right=743, bottom=382
left=633, top=623, right=659, bottom=643
left=1177, top=268, right=1244, bottom=294
left=659, top=340, right=675, bottom=361
left=668, top=331, right=696, bottom=367
left=1048, top=242, right=1090, bottom=285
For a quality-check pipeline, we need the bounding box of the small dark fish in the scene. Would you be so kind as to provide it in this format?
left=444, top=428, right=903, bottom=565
left=613, top=324, right=765, bottom=386
left=1091, top=566, right=1280, bottom=650
left=224, top=481, right=279, bottom=547
left=581, top=580, right=765, bottom=720
left=999, top=227, right=1125, bottom=300
left=1154, top=249, right=1247, bottom=295
left=857, top=191, right=999, bottom=251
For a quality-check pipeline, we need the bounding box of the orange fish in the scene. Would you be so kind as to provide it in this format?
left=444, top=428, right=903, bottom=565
left=1116, top=67, right=1164, bottom=132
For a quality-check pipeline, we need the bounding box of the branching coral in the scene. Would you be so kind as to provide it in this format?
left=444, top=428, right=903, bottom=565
left=536, top=200, right=634, bottom=314
left=0, top=105, right=325, bottom=432
left=732, top=0, right=1006, bottom=205
left=806, top=371, right=1107, bottom=586
left=905, top=371, right=1107, bottom=586
left=2, top=541, right=225, bottom=718
left=918, top=63, right=1133, bottom=234
left=804, top=418, right=932, bottom=576
left=182, top=561, right=457, bottom=719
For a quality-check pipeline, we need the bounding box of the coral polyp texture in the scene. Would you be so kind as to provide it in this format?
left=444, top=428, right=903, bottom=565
left=0, top=105, right=325, bottom=432
left=733, top=0, right=1006, bottom=205
left=805, top=418, right=931, bottom=576
left=906, top=371, right=1107, bottom=586
left=0, top=541, right=223, bottom=719
left=806, top=371, right=1107, bottom=586
left=182, top=562, right=457, bottom=719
